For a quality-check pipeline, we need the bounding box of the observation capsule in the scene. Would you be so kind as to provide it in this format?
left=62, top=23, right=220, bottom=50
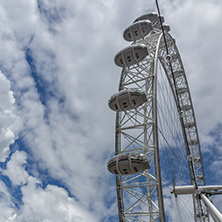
left=134, top=12, right=164, bottom=29
left=107, top=152, right=150, bottom=175
left=123, top=20, right=153, bottom=42
left=108, top=88, right=147, bottom=111
left=114, top=44, right=148, bottom=67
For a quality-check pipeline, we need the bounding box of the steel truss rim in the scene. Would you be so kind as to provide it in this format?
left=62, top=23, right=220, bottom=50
left=156, top=33, right=207, bottom=221
left=114, top=30, right=207, bottom=222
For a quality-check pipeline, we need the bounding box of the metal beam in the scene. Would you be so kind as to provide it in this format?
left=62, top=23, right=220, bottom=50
left=173, top=185, right=222, bottom=195
left=200, top=194, right=222, bottom=222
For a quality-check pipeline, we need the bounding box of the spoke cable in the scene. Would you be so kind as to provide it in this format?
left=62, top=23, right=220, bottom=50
left=157, top=63, right=189, bottom=185
left=154, top=0, right=199, bottom=190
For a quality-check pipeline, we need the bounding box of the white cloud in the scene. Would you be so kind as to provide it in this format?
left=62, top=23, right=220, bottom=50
left=0, top=175, right=99, bottom=222
left=16, top=177, right=98, bottom=222
left=0, top=181, right=17, bottom=222
left=0, top=0, right=117, bottom=220
left=0, top=0, right=38, bottom=46
left=0, top=72, right=22, bottom=162
left=2, top=151, right=29, bottom=186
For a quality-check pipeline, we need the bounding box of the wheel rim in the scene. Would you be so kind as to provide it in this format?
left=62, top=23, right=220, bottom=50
left=109, top=15, right=207, bottom=222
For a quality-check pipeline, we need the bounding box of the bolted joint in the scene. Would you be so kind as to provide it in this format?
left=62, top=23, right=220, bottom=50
left=164, top=54, right=171, bottom=64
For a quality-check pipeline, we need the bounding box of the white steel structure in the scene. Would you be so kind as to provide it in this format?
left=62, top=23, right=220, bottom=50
left=107, top=12, right=222, bottom=222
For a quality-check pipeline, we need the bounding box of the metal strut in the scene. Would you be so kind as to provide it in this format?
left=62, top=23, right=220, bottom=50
left=173, top=185, right=222, bottom=221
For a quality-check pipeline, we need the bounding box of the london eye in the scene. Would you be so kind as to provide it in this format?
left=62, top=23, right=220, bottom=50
left=107, top=10, right=222, bottom=222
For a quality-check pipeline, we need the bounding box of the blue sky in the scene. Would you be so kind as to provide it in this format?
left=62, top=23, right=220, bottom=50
left=0, top=0, right=221, bottom=221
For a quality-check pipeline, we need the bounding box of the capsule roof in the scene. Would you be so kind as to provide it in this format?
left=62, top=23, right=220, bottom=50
left=108, top=88, right=147, bottom=111
left=123, top=20, right=153, bottom=42
left=114, top=44, right=148, bottom=67
left=107, top=151, right=150, bottom=175
left=134, top=12, right=164, bottom=28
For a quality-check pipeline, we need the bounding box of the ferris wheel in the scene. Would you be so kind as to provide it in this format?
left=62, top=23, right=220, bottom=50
left=107, top=11, right=222, bottom=222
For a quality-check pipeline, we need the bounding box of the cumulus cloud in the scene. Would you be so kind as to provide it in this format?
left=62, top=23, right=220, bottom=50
left=2, top=151, right=28, bottom=186
left=0, top=72, right=22, bottom=162
left=0, top=149, right=100, bottom=222
left=16, top=177, right=98, bottom=222
left=0, top=175, right=99, bottom=222
left=0, top=0, right=118, bottom=220
left=0, top=181, right=17, bottom=222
